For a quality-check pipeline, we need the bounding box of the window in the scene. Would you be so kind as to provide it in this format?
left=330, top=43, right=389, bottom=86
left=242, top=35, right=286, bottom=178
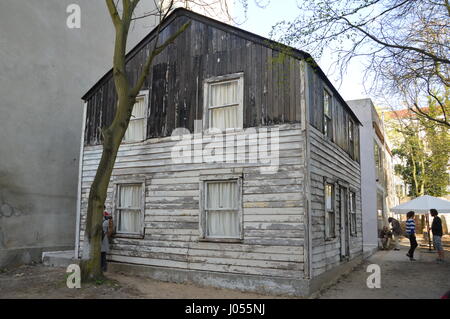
left=325, top=183, right=335, bottom=239
left=115, top=183, right=144, bottom=236
left=348, top=119, right=355, bottom=159
left=123, top=92, right=148, bottom=142
left=204, top=74, right=243, bottom=131
left=201, top=179, right=242, bottom=240
left=323, top=90, right=333, bottom=139
left=349, top=191, right=357, bottom=236
left=374, top=141, right=383, bottom=183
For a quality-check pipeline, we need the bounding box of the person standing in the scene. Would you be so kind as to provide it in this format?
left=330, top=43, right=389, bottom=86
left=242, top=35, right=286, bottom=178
left=405, top=211, right=418, bottom=261
left=430, top=208, right=444, bottom=262
left=388, top=217, right=402, bottom=251
left=101, top=207, right=113, bottom=272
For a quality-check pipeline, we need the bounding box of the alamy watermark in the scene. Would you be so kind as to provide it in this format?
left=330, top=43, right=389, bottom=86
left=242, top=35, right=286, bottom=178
left=66, top=264, right=81, bottom=288
left=170, top=121, right=280, bottom=174
left=366, top=264, right=381, bottom=289
left=66, top=4, right=81, bottom=29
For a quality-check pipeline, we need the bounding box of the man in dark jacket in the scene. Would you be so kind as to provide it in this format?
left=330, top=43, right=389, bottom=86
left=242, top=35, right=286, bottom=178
left=388, top=217, right=401, bottom=251
left=430, top=209, right=444, bottom=262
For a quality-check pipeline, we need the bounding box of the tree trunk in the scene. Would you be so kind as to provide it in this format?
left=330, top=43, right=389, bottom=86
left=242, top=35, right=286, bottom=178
left=80, top=98, right=131, bottom=282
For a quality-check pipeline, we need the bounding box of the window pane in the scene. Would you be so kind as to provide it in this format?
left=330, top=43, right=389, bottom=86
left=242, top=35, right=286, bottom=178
left=210, top=105, right=237, bottom=130
left=328, top=211, right=335, bottom=237
left=206, top=181, right=237, bottom=209
left=351, top=192, right=356, bottom=212
left=132, top=97, right=146, bottom=118
left=119, top=185, right=141, bottom=208
left=210, top=81, right=238, bottom=107
left=118, top=209, right=140, bottom=233
left=349, top=121, right=354, bottom=140
left=351, top=213, right=356, bottom=235
left=207, top=211, right=239, bottom=237
left=325, top=184, right=333, bottom=210
left=324, top=91, right=331, bottom=116
left=124, top=119, right=145, bottom=141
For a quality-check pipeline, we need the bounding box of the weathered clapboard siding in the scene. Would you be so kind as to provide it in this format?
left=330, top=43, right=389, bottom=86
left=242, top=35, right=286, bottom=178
left=83, top=14, right=304, bottom=145
left=307, top=125, right=363, bottom=277
left=78, top=124, right=306, bottom=279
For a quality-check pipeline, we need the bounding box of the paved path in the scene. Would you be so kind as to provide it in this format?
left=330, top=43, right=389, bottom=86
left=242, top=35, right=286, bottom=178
left=318, top=240, right=450, bottom=299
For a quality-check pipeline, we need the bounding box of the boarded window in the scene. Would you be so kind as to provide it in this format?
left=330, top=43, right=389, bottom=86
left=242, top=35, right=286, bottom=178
left=123, top=94, right=147, bottom=142
left=323, top=90, right=333, bottom=139
left=325, top=183, right=335, bottom=239
left=349, top=191, right=357, bottom=236
left=205, top=74, right=243, bottom=130
left=203, top=180, right=241, bottom=239
left=115, top=183, right=144, bottom=235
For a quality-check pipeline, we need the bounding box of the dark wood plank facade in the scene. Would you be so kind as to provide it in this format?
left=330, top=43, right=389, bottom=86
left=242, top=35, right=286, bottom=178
left=83, top=14, right=305, bottom=145
left=82, top=9, right=360, bottom=158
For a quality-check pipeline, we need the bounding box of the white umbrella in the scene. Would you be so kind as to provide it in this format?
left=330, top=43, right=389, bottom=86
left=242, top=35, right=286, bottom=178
left=391, top=195, right=450, bottom=250
left=391, top=195, right=450, bottom=214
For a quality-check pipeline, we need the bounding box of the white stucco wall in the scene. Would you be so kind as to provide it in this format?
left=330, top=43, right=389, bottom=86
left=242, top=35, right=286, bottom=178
left=346, top=99, right=378, bottom=255
left=0, top=0, right=155, bottom=267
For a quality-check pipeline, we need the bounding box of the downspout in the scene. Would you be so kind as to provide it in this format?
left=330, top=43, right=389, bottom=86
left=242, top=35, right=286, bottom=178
left=75, top=101, right=87, bottom=259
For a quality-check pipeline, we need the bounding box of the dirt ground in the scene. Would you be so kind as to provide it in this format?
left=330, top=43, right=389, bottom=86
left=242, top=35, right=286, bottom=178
left=0, top=263, right=284, bottom=299
left=0, top=236, right=448, bottom=299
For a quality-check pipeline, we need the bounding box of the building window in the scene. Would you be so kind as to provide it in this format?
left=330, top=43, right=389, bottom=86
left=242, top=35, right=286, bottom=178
left=323, top=90, right=333, bottom=139
left=349, top=119, right=355, bottom=159
left=115, top=183, right=144, bottom=236
left=201, top=179, right=242, bottom=240
left=123, top=92, right=148, bottom=142
left=204, top=73, right=243, bottom=131
left=374, top=141, right=383, bottom=183
left=325, top=182, right=335, bottom=239
left=349, top=191, right=357, bottom=236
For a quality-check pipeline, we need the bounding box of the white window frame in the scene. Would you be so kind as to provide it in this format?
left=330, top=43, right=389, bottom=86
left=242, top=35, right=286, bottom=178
left=112, top=179, right=145, bottom=238
left=324, top=181, right=336, bottom=240
left=122, top=90, right=149, bottom=143
left=203, top=73, right=244, bottom=132
left=199, top=174, right=243, bottom=242
left=323, top=88, right=333, bottom=140
left=349, top=191, right=357, bottom=236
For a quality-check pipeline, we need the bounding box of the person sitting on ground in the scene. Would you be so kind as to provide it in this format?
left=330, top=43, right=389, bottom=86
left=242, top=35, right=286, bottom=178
left=388, top=217, right=402, bottom=251
left=405, top=211, right=418, bottom=261
left=378, top=226, right=391, bottom=250
left=430, top=208, right=445, bottom=263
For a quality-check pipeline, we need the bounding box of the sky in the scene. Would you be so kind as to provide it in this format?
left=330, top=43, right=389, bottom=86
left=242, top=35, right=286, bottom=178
left=232, top=0, right=372, bottom=103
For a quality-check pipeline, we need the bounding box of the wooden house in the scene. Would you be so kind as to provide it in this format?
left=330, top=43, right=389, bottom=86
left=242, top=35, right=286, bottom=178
left=76, top=8, right=363, bottom=296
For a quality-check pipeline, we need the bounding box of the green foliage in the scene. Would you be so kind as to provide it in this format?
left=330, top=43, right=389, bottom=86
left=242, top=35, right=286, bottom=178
left=389, top=93, right=450, bottom=197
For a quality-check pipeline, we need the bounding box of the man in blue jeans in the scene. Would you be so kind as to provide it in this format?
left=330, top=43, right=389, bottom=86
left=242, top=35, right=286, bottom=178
left=430, top=208, right=444, bottom=262
left=405, top=211, right=418, bottom=261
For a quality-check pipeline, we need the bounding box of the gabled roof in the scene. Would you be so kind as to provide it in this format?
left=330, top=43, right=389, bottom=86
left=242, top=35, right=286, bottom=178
left=82, top=7, right=362, bottom=125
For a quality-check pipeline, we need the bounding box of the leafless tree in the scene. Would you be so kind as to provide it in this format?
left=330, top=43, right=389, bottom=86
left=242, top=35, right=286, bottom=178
left=81, top=0, right=235, bottom=281
left=271, top=0, right=450, bottom=127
